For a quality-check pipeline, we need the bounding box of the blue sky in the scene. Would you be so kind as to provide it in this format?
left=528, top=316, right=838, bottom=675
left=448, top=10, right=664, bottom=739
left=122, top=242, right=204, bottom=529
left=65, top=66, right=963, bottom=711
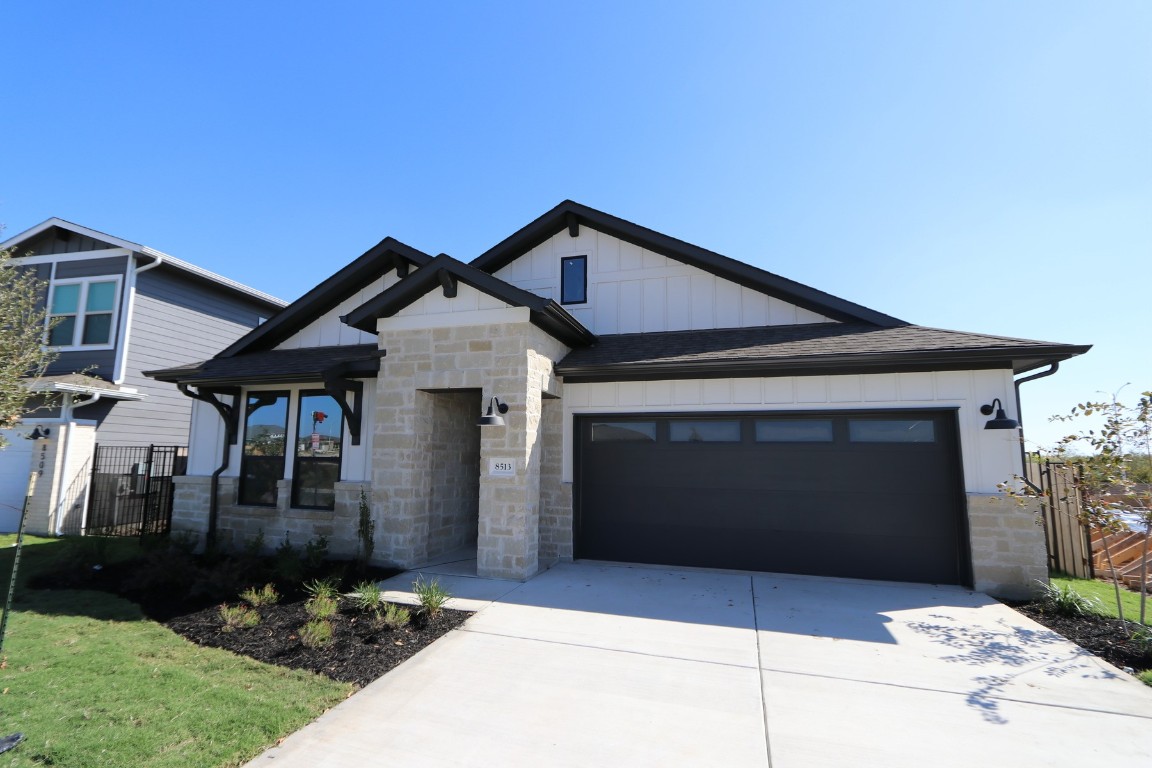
left=2, top=2, right=1149, bottom=450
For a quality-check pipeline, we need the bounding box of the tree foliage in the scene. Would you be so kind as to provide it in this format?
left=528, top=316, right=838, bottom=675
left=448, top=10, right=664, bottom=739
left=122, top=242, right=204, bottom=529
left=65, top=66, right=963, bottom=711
left=1050, top=389, right=1152, bottom=627
left=0, top=241, right=57, bottom=447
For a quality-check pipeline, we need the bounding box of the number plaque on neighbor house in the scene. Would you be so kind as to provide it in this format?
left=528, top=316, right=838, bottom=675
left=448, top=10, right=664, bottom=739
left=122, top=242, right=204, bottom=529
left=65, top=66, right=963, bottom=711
left=488, top=458, right=516, bottom=477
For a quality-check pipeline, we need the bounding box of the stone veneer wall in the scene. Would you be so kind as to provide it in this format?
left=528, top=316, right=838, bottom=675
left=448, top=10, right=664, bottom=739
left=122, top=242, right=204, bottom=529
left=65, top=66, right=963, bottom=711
left=425, top=391, right=481, bottom=560
left=170, top=474, right=371, bottom=558
left=967, top=493, right=1047, bottom=599
left=538, top=396, right=571, bottom=565
left=373, top=320, right=568, bottom=580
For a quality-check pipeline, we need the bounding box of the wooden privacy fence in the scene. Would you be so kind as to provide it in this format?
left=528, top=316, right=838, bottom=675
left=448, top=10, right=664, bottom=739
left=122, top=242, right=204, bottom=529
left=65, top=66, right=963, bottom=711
left=1027, top=455, right=1093, bottom=579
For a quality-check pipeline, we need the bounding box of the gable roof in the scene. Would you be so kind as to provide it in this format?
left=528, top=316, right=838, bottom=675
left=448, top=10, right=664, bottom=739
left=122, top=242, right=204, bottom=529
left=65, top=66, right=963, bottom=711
left=342, top=254, right=597, bottom=347
left=555, top=323, right=1093, bottom=382
left=1, top=218, right=285, bottom=310
left=469, top=201, right=906, bottom=328
left=217, top=237, right=433, bottom=358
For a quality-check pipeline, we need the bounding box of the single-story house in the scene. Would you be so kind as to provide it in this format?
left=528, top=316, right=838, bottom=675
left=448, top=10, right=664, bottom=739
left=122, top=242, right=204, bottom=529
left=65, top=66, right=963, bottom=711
left=148, top=201, right=1089, bottom=598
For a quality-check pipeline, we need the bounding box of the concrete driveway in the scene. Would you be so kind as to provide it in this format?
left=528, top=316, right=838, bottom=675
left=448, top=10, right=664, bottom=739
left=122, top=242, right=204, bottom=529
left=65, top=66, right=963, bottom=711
left=248, top=562, right=1152, bottom=767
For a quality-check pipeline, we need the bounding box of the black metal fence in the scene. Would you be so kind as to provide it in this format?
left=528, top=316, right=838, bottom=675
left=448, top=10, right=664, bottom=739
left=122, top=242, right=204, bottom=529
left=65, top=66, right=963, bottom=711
left=1027, top=454, right=1093, bottom=579
left=70, top=445, right=187, bottom=537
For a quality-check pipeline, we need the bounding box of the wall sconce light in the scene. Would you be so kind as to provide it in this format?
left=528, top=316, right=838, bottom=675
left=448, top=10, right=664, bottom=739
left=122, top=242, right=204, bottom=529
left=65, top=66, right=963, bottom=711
left=477, top=396, right=509, bottom=427
left=27, top=426, right=52, bottom=440
left=980, top=399, right=1019, bottom=430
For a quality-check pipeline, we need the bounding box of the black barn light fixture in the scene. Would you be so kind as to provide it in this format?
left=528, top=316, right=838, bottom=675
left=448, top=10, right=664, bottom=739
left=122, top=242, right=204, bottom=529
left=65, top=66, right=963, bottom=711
left=478, top=396, right=509, bottom=427
left=981, top=399, right=1020, bottom=430
left=26, top=426, right=51, bottom=440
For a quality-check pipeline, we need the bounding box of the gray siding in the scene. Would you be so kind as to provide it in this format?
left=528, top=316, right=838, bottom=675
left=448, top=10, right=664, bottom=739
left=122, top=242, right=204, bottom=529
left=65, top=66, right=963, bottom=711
left=55, top=256, right=128, bottom=279
left=93, top=269, right=270, bottom=446
left=19, top=229, right=114, bottom=256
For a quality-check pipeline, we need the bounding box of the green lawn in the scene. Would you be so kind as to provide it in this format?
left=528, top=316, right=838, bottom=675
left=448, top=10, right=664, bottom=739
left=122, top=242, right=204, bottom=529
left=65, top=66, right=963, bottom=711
left=0, top=536, right=352, bottom=767
left=1050, top=574, right=1152, bottom=626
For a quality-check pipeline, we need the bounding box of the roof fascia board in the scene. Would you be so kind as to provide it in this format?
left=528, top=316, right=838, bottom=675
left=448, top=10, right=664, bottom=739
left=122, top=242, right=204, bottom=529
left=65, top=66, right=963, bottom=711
left=470, top=201, right=907, bottom=328
left=218, top=237, right=433, bottom=358
left=1, top=218, right=142, bottom=252
left=343, top=254, right=596, bottom=346
left=6, top=248, right=133, bottom=265
left=556, top=345, right=1092, bottom=382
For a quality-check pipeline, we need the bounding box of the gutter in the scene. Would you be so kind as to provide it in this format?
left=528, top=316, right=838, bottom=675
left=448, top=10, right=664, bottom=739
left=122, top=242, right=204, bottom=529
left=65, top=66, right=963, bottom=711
left=1013, top=362, right=1060, bottom=494
left=177, top=385, right=239, bottom=549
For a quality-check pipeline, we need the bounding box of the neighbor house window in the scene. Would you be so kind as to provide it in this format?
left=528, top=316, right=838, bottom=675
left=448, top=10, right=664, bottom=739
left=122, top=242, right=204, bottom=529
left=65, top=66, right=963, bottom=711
left=560, top=255, right=587, bottom=304
left=292, top=391, right=343, bottom=510
left=47, top=278, right=120, bottom=347
left=239, top=391, right=289, bottom=506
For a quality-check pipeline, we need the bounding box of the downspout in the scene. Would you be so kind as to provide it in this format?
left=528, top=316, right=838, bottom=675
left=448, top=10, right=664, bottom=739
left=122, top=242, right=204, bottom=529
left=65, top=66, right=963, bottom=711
left=1013, top=362, right=1060, bottom=568
left=177, top=385, right=237, bottom=549
left=114, top=252, right=164, bottom=385
left=54, top=391, right=102, bottom=536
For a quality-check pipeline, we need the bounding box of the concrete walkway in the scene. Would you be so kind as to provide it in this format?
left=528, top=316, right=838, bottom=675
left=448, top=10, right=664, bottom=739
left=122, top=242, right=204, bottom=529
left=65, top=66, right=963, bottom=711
left=247, top=563, right=1152, bottom=767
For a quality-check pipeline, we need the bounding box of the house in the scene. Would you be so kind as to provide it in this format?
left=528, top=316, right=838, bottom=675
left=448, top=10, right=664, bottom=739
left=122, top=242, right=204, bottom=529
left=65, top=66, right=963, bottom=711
left=0, top=219, right=286, bottom=534
left=148, top=201, right=1090, bottom=598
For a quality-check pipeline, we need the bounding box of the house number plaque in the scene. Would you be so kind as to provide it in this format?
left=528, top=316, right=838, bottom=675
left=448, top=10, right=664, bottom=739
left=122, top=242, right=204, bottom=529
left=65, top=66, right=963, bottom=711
left=488, top=458, right=516, bottom=477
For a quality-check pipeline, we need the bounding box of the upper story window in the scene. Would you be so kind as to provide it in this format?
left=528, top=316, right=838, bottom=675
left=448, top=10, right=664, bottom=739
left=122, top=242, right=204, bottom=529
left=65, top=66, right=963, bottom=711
left=47, top=277, right=120, bottom=348
left=560, top=255, right=587, bottom=305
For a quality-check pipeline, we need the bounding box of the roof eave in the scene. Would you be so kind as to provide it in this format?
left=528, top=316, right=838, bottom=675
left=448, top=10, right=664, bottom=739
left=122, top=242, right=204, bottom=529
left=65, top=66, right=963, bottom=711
left=555, top=345, right=1091, bottom=383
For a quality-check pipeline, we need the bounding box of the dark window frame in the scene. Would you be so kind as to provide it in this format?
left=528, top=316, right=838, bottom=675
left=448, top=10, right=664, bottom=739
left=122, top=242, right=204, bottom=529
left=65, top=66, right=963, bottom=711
left=560, top=255, right=588, bottom=305
left=291, top=389, right=345, bottom=510
left=238, top=390, right=290, bottom=507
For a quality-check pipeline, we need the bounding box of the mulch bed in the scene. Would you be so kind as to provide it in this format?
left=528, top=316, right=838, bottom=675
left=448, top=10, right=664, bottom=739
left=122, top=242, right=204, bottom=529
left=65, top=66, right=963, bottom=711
left=167, top=599, right=470, bottom=687
left=1008, top=602, right=1152, bottom=673
left=28, top=549, right=472, bottom=689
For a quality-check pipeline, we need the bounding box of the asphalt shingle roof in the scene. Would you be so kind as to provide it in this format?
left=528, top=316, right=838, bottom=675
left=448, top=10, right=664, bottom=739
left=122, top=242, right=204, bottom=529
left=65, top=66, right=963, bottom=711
left=147, top=344, right=381, bottom=385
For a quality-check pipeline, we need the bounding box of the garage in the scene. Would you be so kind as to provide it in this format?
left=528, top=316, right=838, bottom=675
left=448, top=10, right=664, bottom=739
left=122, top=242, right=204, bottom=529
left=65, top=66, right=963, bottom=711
left=0, top=427, right=35, bottom=532
left=575, top=410, right=969, bottom=585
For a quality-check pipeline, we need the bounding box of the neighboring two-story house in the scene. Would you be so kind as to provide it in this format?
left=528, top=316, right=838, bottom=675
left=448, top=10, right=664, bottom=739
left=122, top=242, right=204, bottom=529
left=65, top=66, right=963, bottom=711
left=0, top=219, right=285, bottom=534
left=149, top=201, right=1089, bottom=598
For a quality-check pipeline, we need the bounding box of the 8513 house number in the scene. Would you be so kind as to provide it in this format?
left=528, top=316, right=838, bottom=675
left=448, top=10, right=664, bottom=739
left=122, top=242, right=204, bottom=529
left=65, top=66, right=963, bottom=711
left=489, top=459, right=516, bottom=477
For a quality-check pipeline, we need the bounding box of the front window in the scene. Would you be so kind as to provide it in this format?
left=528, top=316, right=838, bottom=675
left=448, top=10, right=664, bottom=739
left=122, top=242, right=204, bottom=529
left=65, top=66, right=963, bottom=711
left=292, top=391, right=343, bottom=509
left=47, top=278, right=119, bottom=347
left=239, top=392, right=289, bottom=506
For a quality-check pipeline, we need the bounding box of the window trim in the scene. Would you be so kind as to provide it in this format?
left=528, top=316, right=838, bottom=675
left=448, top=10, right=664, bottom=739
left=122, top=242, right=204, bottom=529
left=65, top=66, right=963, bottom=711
left=45, top=275, right=122, bottom=351
left=560, top=255, right=588, bottom=305
left=290, top=389, right=345, bottom=510
left=238, top=389, right=291, bottom=507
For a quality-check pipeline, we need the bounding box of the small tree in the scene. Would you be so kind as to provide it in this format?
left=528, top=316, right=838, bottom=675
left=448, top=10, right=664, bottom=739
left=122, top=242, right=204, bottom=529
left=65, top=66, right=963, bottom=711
left=1051, top=389, right=1152, bottom=630
left=0, top=240, right=57, bottom=449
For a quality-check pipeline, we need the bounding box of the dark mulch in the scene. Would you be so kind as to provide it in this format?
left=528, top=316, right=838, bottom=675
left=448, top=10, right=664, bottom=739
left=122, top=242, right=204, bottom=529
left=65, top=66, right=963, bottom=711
left=27, top=545, right=472, bottom=688
left=1008, top=602, right=1152, bottom=673
left=168, top=599, right=470, bottom=687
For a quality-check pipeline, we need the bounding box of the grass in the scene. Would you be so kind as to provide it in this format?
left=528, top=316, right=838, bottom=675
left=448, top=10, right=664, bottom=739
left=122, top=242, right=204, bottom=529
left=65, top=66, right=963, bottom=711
left=0, top=535, right=352, bottom=767
left=1049, top=575, right=1152, bottom=625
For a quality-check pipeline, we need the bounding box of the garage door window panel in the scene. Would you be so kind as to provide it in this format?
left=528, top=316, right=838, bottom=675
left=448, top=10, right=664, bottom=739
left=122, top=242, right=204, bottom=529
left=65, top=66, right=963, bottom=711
left=755, top=419, right=834, bottom=443
left=848, top=419, right=935, bottom=443
left=668, top=420, right=741, bottom=443
left=590, top=422, right=656, bottom=442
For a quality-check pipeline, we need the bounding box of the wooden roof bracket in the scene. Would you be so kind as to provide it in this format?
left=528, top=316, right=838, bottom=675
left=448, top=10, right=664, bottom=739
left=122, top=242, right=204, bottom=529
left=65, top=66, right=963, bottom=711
left=438, top=268, right=458, bottom=298
left=322, top=374, right=365, bottom=446
left=177, top=384, right=240, bottom=445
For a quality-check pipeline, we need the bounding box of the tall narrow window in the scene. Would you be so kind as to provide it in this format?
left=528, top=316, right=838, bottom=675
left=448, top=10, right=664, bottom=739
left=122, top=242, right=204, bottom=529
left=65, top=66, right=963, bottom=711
left=239, top=391, right=289, bottom=506
left=47, top=278, right=119, bottom=347
left=560, top=255, right=587, bottom=304
left=292, top=391, right=344, bottom=509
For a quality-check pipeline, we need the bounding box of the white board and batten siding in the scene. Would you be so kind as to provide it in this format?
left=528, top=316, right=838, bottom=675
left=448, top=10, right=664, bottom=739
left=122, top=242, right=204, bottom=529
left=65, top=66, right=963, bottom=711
left=494, top=228, right=835, bottom=335
left=275, top=274, right=403, bottom=350
left=562, top=368, right=1022, bottom=495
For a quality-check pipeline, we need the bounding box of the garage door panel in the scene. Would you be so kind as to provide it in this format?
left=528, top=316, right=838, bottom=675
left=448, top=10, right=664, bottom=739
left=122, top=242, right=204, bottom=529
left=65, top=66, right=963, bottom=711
left=576, top=411, right=967, bottom=585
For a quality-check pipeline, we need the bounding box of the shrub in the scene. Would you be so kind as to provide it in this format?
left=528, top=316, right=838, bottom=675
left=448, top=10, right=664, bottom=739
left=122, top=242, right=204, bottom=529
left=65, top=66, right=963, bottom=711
left=1036, top=580, right=1104, bottom=618
left=299, top=619, right=334, bottom=648
left=412, top=575, right=450, bottom=617
left=305, top=594, right=339, bottom=621
left=380, top=602, right=411, bottom=630
left=304, top=535, right=329, bottom=571
left=218, top=603, right=261, bottom=632
left=240, top=583, right=280, bottom=608
left=352, top=581, right=383, bottom=613
left=274, top=532, right=303, bottom=583
left=304, top=578, right=340, bottom=601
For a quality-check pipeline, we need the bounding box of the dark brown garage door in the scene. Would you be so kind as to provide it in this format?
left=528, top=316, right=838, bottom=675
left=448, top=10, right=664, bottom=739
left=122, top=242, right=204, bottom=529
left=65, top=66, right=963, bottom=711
left=575, top=411, right=968, bottom=585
